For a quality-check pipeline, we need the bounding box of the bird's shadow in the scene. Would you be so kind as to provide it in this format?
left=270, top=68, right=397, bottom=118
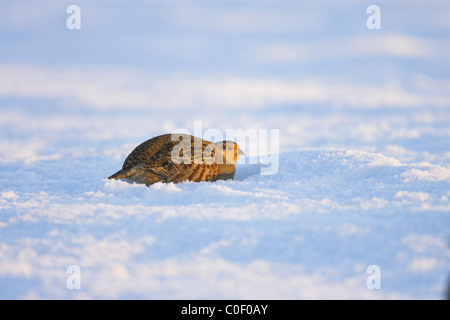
left=234, top=163, right=263, bottom=181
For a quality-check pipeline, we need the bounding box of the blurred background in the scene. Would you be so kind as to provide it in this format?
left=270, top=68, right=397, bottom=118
left=0, top=0, right=449, bottom=300
left=0, top=0, right=449, bottom=163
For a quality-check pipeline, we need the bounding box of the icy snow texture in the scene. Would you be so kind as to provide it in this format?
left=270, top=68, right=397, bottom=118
left=0, top=149, right=448, bottom=299
left=0, top=0, right=449, bottom=299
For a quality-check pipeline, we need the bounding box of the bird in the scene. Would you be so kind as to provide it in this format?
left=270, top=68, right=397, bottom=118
left=108, top=133, right=245, bottom=186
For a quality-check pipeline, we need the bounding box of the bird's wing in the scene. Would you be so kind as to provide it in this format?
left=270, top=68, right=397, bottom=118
left=121, top=133, right=194, bottom=169
left=142, top=139, right=232, bottom=183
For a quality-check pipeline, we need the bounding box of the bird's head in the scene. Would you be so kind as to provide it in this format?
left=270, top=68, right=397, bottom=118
left=218, top=140, right=245, bottom=164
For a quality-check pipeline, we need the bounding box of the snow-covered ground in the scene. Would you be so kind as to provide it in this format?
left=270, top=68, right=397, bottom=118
left=0, top=0, right=449, bottom=299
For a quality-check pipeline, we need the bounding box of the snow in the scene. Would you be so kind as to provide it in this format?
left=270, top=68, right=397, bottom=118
left=1, top=0, right=449, bottom=299
left=1, top=149, right=448, bottom=299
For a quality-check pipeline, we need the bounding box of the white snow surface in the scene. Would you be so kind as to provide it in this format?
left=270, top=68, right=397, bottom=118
left=0, top=0, right=449, bottom=299
left=1, top=148, right=448, bottom=299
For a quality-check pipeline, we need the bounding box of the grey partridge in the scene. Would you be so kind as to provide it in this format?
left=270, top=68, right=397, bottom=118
left=108, top=133, right=244, bottom=186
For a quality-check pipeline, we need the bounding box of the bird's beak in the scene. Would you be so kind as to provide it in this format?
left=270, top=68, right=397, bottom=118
left=238, top=149, right=245, bottom=156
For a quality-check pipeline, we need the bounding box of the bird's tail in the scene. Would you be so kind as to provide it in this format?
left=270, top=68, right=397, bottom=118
left=108, top=168, right=128, bottom=180
left=107, top=165, right=161, bottom=186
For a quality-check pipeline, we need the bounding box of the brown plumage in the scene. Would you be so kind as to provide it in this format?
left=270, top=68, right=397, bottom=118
left=108, top=133, right=244, bottom=186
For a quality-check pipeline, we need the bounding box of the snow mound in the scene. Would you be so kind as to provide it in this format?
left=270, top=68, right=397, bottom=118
left=0, top=149, right=448, bottom=299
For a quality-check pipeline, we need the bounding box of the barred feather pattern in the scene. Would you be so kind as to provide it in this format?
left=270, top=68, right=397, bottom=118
left=108, top=133, right=243, bottom=186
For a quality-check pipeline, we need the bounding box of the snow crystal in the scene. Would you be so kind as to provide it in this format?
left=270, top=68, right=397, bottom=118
left=402, top=166, right=450, bottom=182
